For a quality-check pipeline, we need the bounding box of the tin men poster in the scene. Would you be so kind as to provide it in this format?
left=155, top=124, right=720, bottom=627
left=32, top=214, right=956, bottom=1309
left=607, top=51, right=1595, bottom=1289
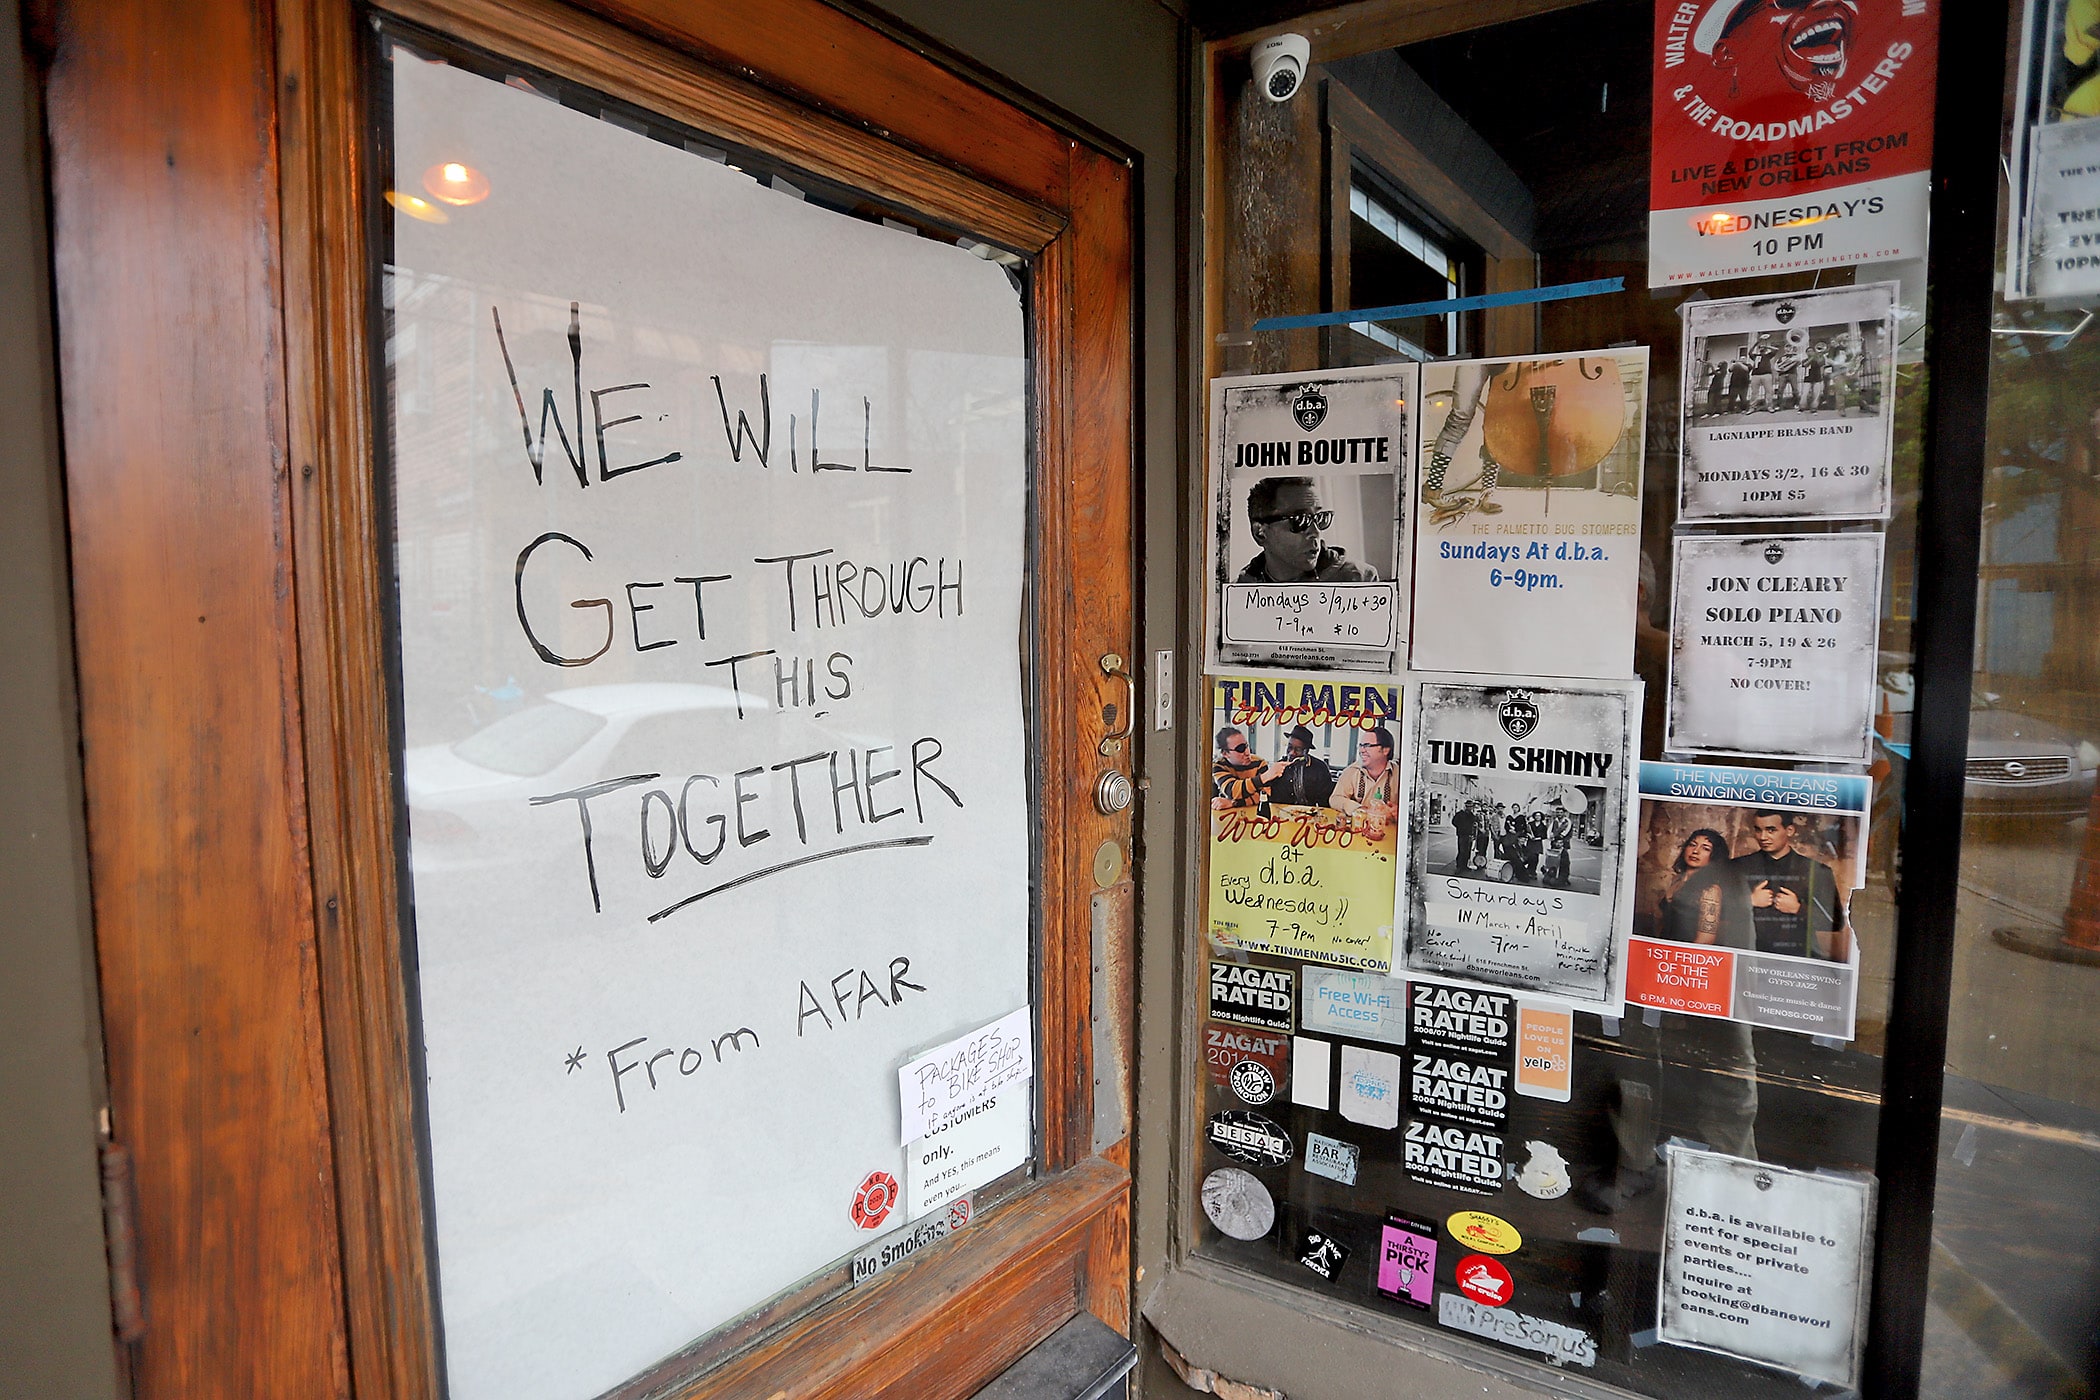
left=1207, top=675, right=1403, bottom=972
left=1397, top=675, right=1640, bottom=1015
left=1206, top=366, right=1415, bottom=675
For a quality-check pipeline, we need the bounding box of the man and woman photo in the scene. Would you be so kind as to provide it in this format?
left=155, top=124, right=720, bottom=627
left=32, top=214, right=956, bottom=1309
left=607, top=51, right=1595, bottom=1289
left=1644, top=809, right=1850, bottom=962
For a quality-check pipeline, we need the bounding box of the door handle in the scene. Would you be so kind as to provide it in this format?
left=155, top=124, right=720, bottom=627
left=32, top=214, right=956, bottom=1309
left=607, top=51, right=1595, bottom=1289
left=1098, top=652, right=1135, bottom=756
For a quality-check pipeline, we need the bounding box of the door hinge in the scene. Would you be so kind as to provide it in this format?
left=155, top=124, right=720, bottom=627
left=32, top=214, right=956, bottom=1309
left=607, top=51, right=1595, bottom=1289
left=99, top=1136, right=147, bottom=1342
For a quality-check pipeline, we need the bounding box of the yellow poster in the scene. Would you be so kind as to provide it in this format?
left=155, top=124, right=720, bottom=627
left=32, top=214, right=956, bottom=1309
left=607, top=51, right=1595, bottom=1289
left=1206, top=675, right=1401, bottom=972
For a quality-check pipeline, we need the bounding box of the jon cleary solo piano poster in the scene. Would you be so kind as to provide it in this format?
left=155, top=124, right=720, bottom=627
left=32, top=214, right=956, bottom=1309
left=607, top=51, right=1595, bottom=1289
left=1398, top=675, right=1640, bottom=1015
left=1206, top=366, right=1415, bottom=675
left=1666, top=532, right=1884, bottom=762
left=1208, top=675, right=1402, bottom=972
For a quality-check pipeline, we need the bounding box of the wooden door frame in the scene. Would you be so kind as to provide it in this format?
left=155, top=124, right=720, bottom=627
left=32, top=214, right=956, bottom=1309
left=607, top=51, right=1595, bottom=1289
left=46, top=0, right=1134, bottom=1394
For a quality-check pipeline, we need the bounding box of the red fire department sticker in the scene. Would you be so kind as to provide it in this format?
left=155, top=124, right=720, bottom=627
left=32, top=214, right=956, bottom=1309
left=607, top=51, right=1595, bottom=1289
left=1455, top=1253, right=1514, bottom=1308
left=851, top=1170, right=899, bottom=1230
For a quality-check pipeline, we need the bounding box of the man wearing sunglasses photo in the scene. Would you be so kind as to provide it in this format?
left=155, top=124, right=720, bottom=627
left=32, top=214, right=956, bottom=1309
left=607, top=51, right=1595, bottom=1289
left=1212, top=726, right=1278, bottom=811
left=1234, top=476, right=1379, bottom=584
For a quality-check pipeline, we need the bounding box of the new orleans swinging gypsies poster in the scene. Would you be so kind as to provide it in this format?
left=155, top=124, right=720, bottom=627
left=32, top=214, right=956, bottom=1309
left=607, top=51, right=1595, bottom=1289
left=1207, top=366, right=1415, bottom=674
left=1208, top=676, right=1403, bottom=972
left=1398, top=675, right=1640, bottom=1014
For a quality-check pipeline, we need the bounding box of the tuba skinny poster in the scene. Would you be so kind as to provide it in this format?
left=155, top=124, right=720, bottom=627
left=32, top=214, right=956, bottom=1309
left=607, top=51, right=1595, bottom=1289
left=1397, top=674, right=1641, bottom=1015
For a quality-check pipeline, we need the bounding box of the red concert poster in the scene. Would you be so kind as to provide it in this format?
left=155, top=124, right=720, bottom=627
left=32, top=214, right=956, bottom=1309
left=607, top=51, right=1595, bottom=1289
left=1649, top=1, right=1940, bottom=287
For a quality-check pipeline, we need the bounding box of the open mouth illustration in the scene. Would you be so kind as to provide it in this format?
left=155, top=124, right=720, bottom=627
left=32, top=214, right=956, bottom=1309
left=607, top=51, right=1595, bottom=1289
left=1784, top=12, right=1851, bottom=73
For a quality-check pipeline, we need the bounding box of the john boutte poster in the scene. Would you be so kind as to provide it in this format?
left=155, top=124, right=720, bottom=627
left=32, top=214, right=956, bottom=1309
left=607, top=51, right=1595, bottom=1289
left=1679, top=283, right=1897, bottom=521
left=1207, top=366, right=1415, bottom=674
left=1207, top=675, right=1402, bottom=972
left=1397, top=674, right=1640, bottom=1015
left=1649, top=0, right=1939, bottom=286
left=1630, top=761, right=1866, bottom=1040
left=1666, top=532, right=1884, bottom=762
left=1410, top=350, right=1647, bottom=679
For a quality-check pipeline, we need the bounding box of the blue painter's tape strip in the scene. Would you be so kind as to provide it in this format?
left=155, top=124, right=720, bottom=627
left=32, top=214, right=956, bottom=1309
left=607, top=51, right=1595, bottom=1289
left=1251, top=277, right=1626, bottom=334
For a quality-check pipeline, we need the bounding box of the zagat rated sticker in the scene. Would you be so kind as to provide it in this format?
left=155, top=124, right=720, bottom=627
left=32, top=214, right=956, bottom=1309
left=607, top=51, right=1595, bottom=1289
left=1447, top=1210, right=1522, bottom=1255
left=1295, top=1227, right=1352, bottom=1281
left=1404, top=1119, right=1505, bottom=1196
left=1203, top=1023, right=1290, bottom=1089
left=1207, top=1110, right=1293, bottom=1167
left=1210, top=962, right=1294, bottom=1031
left=1201, top=1167, right=1276, bottom=1241
left=1409, top=983, right=1514, bottom=1055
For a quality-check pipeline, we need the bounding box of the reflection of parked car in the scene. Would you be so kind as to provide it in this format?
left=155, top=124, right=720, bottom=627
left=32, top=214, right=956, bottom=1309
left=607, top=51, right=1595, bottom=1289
left=1878, top=666, right=2099, bottom=820
left=402, top=683, right=749, bottom=870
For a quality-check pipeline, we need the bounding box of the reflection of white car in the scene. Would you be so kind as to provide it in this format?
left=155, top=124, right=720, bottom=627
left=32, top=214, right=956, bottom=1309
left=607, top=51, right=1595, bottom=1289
left=403, top=684, right=750, bottom=871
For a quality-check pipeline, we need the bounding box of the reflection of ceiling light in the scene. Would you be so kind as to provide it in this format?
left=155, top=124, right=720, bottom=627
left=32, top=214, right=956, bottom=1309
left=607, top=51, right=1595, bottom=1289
left=422, top=160, right=489, bottom=206
left=385, top=190, right=449, bottom=223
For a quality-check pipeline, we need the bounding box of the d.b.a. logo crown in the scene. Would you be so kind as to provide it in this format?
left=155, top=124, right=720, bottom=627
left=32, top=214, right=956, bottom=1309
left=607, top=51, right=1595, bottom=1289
left=1293, top=385, right=1328, bottom=432
left=1498, top=692, right=1540, bottom=741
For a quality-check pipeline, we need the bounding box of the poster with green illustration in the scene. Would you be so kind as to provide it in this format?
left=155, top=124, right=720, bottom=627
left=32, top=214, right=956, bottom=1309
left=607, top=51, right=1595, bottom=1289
left=1207, top=674, right=1401, bottom=972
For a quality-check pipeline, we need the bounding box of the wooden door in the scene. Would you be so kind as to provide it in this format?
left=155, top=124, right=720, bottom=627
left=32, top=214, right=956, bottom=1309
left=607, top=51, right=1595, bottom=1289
left=42, top=0, right=1135, bottom=1395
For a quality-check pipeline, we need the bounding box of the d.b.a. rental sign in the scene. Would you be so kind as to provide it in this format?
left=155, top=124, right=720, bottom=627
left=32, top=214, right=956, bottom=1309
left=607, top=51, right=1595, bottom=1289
left=1649, top=0, right=1939, bottom=286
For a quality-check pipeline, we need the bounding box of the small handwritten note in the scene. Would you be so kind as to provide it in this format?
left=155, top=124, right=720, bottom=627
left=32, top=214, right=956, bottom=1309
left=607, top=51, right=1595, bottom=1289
left=897, top=1005, right=1032, bottom=1142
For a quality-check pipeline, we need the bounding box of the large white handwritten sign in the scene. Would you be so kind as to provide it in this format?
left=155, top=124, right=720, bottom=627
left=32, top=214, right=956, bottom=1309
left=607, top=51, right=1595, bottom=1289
left=387, top=48, right=1031, bottom=1400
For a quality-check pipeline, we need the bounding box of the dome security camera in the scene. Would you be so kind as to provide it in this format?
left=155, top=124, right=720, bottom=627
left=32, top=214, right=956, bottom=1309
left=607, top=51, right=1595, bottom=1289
left=1251, top=33, right=1311, bottom=103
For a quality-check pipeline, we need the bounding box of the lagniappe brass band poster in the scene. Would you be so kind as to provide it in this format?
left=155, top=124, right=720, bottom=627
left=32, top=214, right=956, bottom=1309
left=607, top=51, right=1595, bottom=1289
left=1397, top=674, right=1640, bottom=1015
left=1678, top=283, right=1897, bottom=522
left=1207, top=675, right=1403, bottom=972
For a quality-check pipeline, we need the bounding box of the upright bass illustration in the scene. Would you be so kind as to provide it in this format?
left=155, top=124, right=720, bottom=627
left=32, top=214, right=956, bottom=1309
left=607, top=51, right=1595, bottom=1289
left=1422, top=356, right=1629, bottom=526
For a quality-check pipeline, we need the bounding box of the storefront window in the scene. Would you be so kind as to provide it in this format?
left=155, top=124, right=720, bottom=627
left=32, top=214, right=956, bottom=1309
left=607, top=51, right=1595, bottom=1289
left=1191, top=0, right=1946, bottom=1392
left=1922, top=4, right=2100, bottom=1387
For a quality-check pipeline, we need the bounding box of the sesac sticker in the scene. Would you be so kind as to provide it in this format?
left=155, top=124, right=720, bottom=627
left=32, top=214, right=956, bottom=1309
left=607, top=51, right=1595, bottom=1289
left=1229, top=1059, right=1279, bottom=1106
left=1447, top=1210, right=1522, bottom=1255
left=1201, top=1167, right=1276, bottom=1241
left=1207, top=1111, right=1293, bottom=1167
left=1377, top=1214, right=1438, bottom=1310
left=851, top=1170, right=900, bottom=1231
left=1455, top=1253, right=1514, bottom=1307
left=1295, top=1227, right=1352, bottom=1281
left=1203, top=1023, right=1290, bottom=1089
left=1304, top=1132, right=1361, bottom=1186
left=1209, top=962, right=1295, bottom=1031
